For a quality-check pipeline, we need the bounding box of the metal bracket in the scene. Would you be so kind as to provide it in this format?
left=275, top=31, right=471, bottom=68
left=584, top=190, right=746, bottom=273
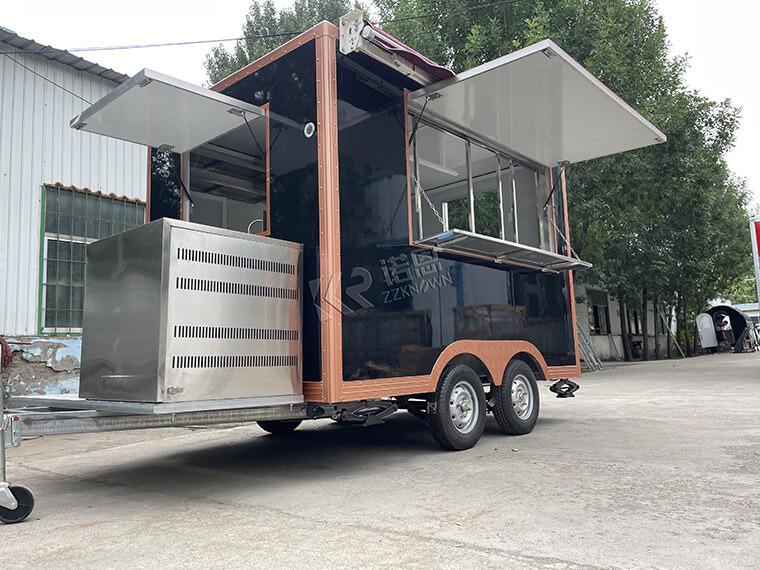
left=550, top=379, right=580, bottom=398
left=339, top=9, right=365, bottom=55
left=0, top=482, right=17, bottom=510
left=2, top=414, right=20, bottom=449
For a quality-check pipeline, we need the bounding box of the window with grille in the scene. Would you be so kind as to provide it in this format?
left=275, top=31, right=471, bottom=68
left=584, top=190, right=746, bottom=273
left=39, top=186, right=146, bottom=334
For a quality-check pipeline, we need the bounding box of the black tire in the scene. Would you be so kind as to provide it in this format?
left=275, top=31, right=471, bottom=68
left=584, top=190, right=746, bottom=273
left=493, top=360, right=539, bottom=435
left=0, top=486, right=34, bottom=524
left=257, top=420, right=302, bottom=435
left=427, top=365, right=486, bottom=451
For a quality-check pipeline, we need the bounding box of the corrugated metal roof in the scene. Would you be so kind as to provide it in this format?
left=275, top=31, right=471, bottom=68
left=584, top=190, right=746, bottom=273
left=0, top=26, right=129, bottom=84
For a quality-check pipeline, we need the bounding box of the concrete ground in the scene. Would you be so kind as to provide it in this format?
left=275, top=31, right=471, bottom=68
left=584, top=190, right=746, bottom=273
left=2, top=353, right=759, bottom=569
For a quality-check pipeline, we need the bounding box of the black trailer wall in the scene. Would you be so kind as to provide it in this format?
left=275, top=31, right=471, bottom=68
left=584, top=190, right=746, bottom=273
left=336, top=55, right=577, bottom=381
left=219, top=42, right=323, bottom=382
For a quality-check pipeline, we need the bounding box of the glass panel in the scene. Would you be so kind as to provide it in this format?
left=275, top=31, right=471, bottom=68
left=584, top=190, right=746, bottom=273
left=72, top=262, right=85, bottom=286
left=514, top=165, right=541, bottom=248
left=56, top=310, right=72, bottom=329
left=45, top=212, right=58, bottom=234
left=45, top=188, right=58, bottom=213
left=149, top=149, right=182, bottom=221
left=220, top=40, right=320, bottom=381
left=71, top=309, right=83, bottom=329
left=100, top=200, right=113, bottom=223
left=71, top=286, right=84, bottom=311
left=72, top=216, right=86, bottom=238
left=470, top=144, right=501, bottom=239
left=336, top=61, right=576, bottom=382
left=46, top=239, right=58, bottom=261
left=86, top=218, right=99, bottom=239
left=113, top=201, right=125, bottom=225
left=86, top=194, right=100, bottom=219
left=58, top=241, right=71, bottom=261
left=46, top=258, right=56, bottom=282
left=414, top=124, right=468, bottom=237
left=73, top=193, right=86, bottom=216
left=56, top=260, right=70, bottom=284
left=125, top=204, right=138, bottom=226
left=57, top=285, right=71, bottom=311
left=44, top=309, right=57, bottom=328
left=59, top=191, right=72, bottom=215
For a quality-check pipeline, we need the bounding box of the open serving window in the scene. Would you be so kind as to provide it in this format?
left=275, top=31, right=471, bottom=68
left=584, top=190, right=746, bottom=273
left=72, top=68, right=269, bottom=234
left=407, top=39, right=666, bottom=271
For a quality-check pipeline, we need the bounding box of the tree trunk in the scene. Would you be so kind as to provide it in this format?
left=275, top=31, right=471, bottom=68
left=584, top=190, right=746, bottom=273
left=619, top=302, right=632, bottom=361
left=666, top=303, right=672, bottom=359
left=642, top=288, right=649, bottom=360
left=683, top=294, right=691, bottom=356
left=675, top=293, right=683, bottom=356
left=654, top=295, right=661, bottom=360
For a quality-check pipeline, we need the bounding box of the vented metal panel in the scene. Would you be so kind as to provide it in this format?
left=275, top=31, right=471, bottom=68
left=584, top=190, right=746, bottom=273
left=80, top=218, right=303, bottom=404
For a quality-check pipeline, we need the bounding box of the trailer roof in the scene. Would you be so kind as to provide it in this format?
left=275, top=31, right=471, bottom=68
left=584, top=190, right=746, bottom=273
left=408, top=39, right=666, bottom=168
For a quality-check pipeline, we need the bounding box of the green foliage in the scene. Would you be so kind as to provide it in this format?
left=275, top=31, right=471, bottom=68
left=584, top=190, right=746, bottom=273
left=373, top=0, right=753, bottom=354
left=205, top=0, right=363, bottom=84
left=722, top=273, right=759, bottom=305
left=206, top=0, right=754, bottom=356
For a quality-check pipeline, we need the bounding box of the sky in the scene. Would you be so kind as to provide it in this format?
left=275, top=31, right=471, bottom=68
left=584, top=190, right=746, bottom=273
left=2, top=0, right=758, bottom=208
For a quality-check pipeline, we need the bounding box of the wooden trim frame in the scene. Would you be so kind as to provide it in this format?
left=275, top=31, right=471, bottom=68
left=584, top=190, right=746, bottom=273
left=211, top=22, right=339, bottom=93
left=341, top=339, right=561, bottom=400
left=315, top=30, right=343, bottom=401
left=259, top=102, right=272, bottom=236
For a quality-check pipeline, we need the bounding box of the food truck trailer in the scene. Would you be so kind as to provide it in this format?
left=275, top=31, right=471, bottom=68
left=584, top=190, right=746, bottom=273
left=0, top=12, right=665, bottom=523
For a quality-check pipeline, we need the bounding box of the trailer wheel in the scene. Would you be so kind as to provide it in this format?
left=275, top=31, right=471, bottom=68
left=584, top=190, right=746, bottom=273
left=427, top=365, right=486, bottom=450
left=257, top=420, right=302, bottom=435
left=493, top=360, right=539, bottom=435
left=0, top=486, right=34, bottom=524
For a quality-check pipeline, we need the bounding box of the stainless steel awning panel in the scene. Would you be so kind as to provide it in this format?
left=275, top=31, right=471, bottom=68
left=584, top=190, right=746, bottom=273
left=70, top=69, right=265, bottom=154
left=418, top=229, right=592, bottom=271
left=408, top=39, right=666, bottom=167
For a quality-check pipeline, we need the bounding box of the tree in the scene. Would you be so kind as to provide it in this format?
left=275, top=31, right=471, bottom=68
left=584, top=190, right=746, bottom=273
left=373, top=0, right=753, bottom=358
left=205, top=0, right=362, bottom=84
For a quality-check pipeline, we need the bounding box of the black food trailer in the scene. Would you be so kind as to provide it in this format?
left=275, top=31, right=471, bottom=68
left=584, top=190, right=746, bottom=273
left=1, top=12, right=666, bottom=523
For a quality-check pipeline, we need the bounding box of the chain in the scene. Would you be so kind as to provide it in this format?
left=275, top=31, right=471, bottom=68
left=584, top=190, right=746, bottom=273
left=412, top=173, right=445, bottom=227
left=548, top=213, right=581, bottom=260
left=385, top=185, right=408, bottom=234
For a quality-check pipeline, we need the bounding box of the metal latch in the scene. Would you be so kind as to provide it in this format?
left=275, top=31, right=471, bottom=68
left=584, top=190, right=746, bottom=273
left=2, top=414, right=21, bottom=448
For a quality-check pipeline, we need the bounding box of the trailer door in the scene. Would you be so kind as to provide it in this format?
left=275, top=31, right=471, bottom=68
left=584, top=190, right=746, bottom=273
left=71, top=68, right=265, bottom=154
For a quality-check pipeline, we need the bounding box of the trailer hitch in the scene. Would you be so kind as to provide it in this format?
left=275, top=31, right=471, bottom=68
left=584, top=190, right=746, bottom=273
left=550, top=379, right=580, bottom=398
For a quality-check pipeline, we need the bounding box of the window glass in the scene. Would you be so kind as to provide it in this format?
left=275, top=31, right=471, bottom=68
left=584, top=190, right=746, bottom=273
left=411, top=117, right=556, bottom=252
left=40, top=186, right=146, bottom=334
left=413, top=124, right=468, bottom=238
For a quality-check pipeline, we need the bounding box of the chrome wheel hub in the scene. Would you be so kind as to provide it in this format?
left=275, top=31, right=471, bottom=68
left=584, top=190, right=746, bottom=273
left=511, top=374, right=534, bottom=420
left=449, top=381, right=479, bottom=434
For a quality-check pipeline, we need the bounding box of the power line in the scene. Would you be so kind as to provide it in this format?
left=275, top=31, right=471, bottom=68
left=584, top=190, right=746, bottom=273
left=1, top=0, right=524, bottom=105
left=1, top=53, right=92, bottom=104
left=377, top=0, right=522, bottom=25
left=1, top=0, right=524, bottom=55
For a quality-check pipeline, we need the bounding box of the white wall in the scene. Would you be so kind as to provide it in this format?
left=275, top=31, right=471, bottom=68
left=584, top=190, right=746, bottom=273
left=576, top=284, right=668, bottom=361
left=0, top=44, right=147, bottom=335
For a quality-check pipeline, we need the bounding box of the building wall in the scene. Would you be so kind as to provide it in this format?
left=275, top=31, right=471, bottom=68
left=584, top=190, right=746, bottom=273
left=576, top=284, right=670, bottom=361
left=0, top=43, right=147, bottom=336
